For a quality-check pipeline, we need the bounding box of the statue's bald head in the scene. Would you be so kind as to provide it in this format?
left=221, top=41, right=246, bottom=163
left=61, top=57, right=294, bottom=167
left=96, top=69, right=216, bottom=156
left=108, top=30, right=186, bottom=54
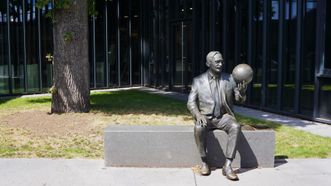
left=206, top=51, right=222, bottom=67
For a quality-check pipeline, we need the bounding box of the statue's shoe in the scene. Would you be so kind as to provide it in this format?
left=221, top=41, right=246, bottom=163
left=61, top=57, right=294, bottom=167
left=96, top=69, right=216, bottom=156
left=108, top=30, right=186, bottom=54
left=200, top=162, right=210, bottom=176
left=222, top=165, right=239, bottom=181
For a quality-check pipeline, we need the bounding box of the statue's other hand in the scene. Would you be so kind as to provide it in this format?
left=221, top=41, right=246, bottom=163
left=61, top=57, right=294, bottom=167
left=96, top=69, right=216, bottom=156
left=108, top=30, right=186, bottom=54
left=196, top=114, right=207, bottom=127
left=237, top=80, right=247, bottom=94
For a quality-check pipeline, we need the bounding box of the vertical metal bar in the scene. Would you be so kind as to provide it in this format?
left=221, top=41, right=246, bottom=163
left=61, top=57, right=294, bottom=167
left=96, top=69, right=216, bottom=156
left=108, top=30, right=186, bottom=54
left=169, top=1, right=174, bottom=89
left=201, top=0, right=206, bottom=65
left=247, top=0, right=254, bottom=104
left=277, top=0, right=285, bottom=110
left=154, top=0, right=160, bottom=87
left=162, top=0, right=166, bottom=87
left=222, top=0, right=228, bottom=69
left=129, top=0, right=132, bottom=86
left=160, top=0, right=164, bottom=86
left=140, top=0, right=144, bottom=86
left=295, top=0, right=303, bottom=113
left=192, top=0, right=197, bottom=76
left=144, top=1, right=150, bottom=86
left=92, top=16, right=96, bottom=88
left=166, top=0, right=171, bottom=88
left=261, top=0, right=270, bottom=107
left=313, top=0, right=325, bottom=118
left=38, top=6, right=42, bottom=91
left=152, top=9, right=157, bottom=86
left=181, top=21, right=184, bottom=91
left=23, top=0, right=27, bottom=92
left=117, top=0, right=121, bottom=87
left=234, top=0, right=241, bottom=66
left=7, top=0, right=12, bottom=94
left=154, top=0, right=159, bottom=87
left=105, top=1, right=109, bottom=87
left=210, top=0, right=216, bottom=49
left=171, top=24, right=176, bottom=89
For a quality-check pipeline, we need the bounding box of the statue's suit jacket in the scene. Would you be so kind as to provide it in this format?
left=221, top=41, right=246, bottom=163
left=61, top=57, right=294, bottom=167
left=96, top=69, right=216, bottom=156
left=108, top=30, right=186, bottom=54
left=187, top=71, right=245, bottom=119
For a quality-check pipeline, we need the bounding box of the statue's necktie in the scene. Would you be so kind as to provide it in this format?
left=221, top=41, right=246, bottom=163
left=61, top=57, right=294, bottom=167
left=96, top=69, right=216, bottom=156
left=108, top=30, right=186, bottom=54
left=213, top=78, right=221, bottom=117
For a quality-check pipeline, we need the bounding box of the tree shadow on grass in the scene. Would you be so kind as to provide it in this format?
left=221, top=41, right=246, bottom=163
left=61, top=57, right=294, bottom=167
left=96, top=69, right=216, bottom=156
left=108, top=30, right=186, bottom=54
left=6, top=90, right=189, bottom=116
left=26, top=97, right=52, bottom=104
left=90, top=90, right=190, bottom=116
left=0, top=97, right=14, bottom=105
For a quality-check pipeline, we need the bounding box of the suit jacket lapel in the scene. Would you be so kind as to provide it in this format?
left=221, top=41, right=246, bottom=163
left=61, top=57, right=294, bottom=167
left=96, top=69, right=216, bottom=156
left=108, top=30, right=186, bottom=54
left=202, top=72, right=212, bottom=96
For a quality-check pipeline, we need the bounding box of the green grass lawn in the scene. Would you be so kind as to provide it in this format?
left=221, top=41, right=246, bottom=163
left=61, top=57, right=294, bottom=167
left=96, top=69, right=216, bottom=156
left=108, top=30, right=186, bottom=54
left=236, top=115, right=331, bottom=158
left=0, top=90, right=330, bottom=159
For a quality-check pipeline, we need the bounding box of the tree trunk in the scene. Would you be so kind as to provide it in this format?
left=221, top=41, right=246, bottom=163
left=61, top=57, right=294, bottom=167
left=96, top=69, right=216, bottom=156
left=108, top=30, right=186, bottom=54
left=51, top=0, right=90, bottom=113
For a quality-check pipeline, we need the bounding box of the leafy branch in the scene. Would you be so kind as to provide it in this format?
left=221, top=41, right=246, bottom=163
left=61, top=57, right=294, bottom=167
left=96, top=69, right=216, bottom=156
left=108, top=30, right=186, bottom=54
left=36, top=0, right=97, bottom=17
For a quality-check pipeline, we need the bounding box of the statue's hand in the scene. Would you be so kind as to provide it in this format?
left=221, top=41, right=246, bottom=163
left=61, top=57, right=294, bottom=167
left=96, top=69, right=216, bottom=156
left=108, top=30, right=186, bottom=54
left=196, top=114, right=207, bottom=127
left=237, top=80, right=247, bottom=95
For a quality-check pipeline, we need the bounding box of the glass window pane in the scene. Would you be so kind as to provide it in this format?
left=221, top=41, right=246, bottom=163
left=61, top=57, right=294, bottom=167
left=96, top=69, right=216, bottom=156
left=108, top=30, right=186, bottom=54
left=173, top=23, right=182, bottom=88
left=300, top=0, right=316, bottom=116
left=0, top=0, right=9, bottom=94
left=89, top=16, right=94, bottom=88
left=240, top=1, right=248, bottom=65
left=267, top=0, right=280, bottom=108
left=132, top=0, right=141, bottom=85
left=183, top=22, right=192, bottom=90
left=107, top=0, right=118, bottom=87
left=184, top=0, right=193, bottom=18
left=26, top=0, right=40, bottom=92
left=10, top=0, right=25, bottom=93
left=225, top=0, right=236, bottom=73
left=95, top=0, right=106, bottom=88
left=325, top=0, right=331, bottom=69
left=318, top=79, right=331, bottom=120
left=251, top=0, right=264, bottom=106
left=171, top=0, right=185, bottom=19
left=120, top=0, right=130, bottom=85
left=40, top=2, right=53, bottom=92
left=282, top=0, right=297, bottom=112
left=158, top=0, right=170, bottom=88
left=215, top=0, right=223, bottom=53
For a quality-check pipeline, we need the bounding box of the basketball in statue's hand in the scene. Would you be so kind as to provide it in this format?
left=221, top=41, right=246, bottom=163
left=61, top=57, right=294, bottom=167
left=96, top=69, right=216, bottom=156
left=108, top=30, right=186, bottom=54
left=232, top=64, right=253, bottom=84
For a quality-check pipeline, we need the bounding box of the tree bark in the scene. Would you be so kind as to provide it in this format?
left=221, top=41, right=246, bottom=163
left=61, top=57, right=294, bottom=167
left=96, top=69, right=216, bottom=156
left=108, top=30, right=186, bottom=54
left=51, top=0, right=90, bottom=113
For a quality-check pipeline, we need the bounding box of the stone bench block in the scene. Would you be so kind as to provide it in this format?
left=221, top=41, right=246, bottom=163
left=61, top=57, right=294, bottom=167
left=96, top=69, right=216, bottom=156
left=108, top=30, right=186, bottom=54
left=104, top=125, right=275, bottom=168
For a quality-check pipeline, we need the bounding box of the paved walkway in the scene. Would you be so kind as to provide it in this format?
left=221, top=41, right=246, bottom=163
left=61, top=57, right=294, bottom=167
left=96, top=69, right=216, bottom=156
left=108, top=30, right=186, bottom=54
left=139, top=87, right=331, bottom=138
left=0, top=158, right=330, bottom=186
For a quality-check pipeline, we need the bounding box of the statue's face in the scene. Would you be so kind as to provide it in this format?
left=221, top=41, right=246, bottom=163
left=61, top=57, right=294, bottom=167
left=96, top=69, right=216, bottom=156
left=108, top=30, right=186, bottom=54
left=209, top=54, right=223, bottom=73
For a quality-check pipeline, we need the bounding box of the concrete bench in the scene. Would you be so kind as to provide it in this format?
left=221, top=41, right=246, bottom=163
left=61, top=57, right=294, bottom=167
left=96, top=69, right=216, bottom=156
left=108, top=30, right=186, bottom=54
left=104, top=125, right=275, bottom=168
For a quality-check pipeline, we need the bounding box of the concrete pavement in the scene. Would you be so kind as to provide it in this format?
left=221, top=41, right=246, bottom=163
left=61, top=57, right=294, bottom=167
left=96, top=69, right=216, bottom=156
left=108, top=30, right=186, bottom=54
left=0, top=158, right=330, bottom=186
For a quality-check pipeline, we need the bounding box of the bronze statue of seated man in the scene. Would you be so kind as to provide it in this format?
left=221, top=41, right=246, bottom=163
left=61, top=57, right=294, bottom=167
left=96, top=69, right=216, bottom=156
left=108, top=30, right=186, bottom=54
left=187, top=51, right=251, bottom=181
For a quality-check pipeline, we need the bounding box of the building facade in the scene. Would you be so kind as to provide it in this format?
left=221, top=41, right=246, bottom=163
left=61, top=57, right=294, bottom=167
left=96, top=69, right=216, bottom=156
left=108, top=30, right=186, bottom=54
left=0, top=0, right=330, bottom=124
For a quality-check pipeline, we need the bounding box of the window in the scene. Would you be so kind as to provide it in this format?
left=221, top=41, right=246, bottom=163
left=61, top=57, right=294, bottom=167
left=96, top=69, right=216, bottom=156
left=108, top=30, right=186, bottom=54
left=95, top=0, right=107, bottom=87
left=10, top=0, right=25, bottom=93
left=40, top=2, right=53, bottom=91
left=0, top=0, right=9, bottom=94
left=300, top=0, right=317, bottom=116
left=267, top=0, right=279, bottom=108
left=251, top=0, right=264, bottom=106
left=26, top=0, right=40, bottom=92
left=282, top=0, right=297, bottom=112
left=324, top=0, right=331, bottom=69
